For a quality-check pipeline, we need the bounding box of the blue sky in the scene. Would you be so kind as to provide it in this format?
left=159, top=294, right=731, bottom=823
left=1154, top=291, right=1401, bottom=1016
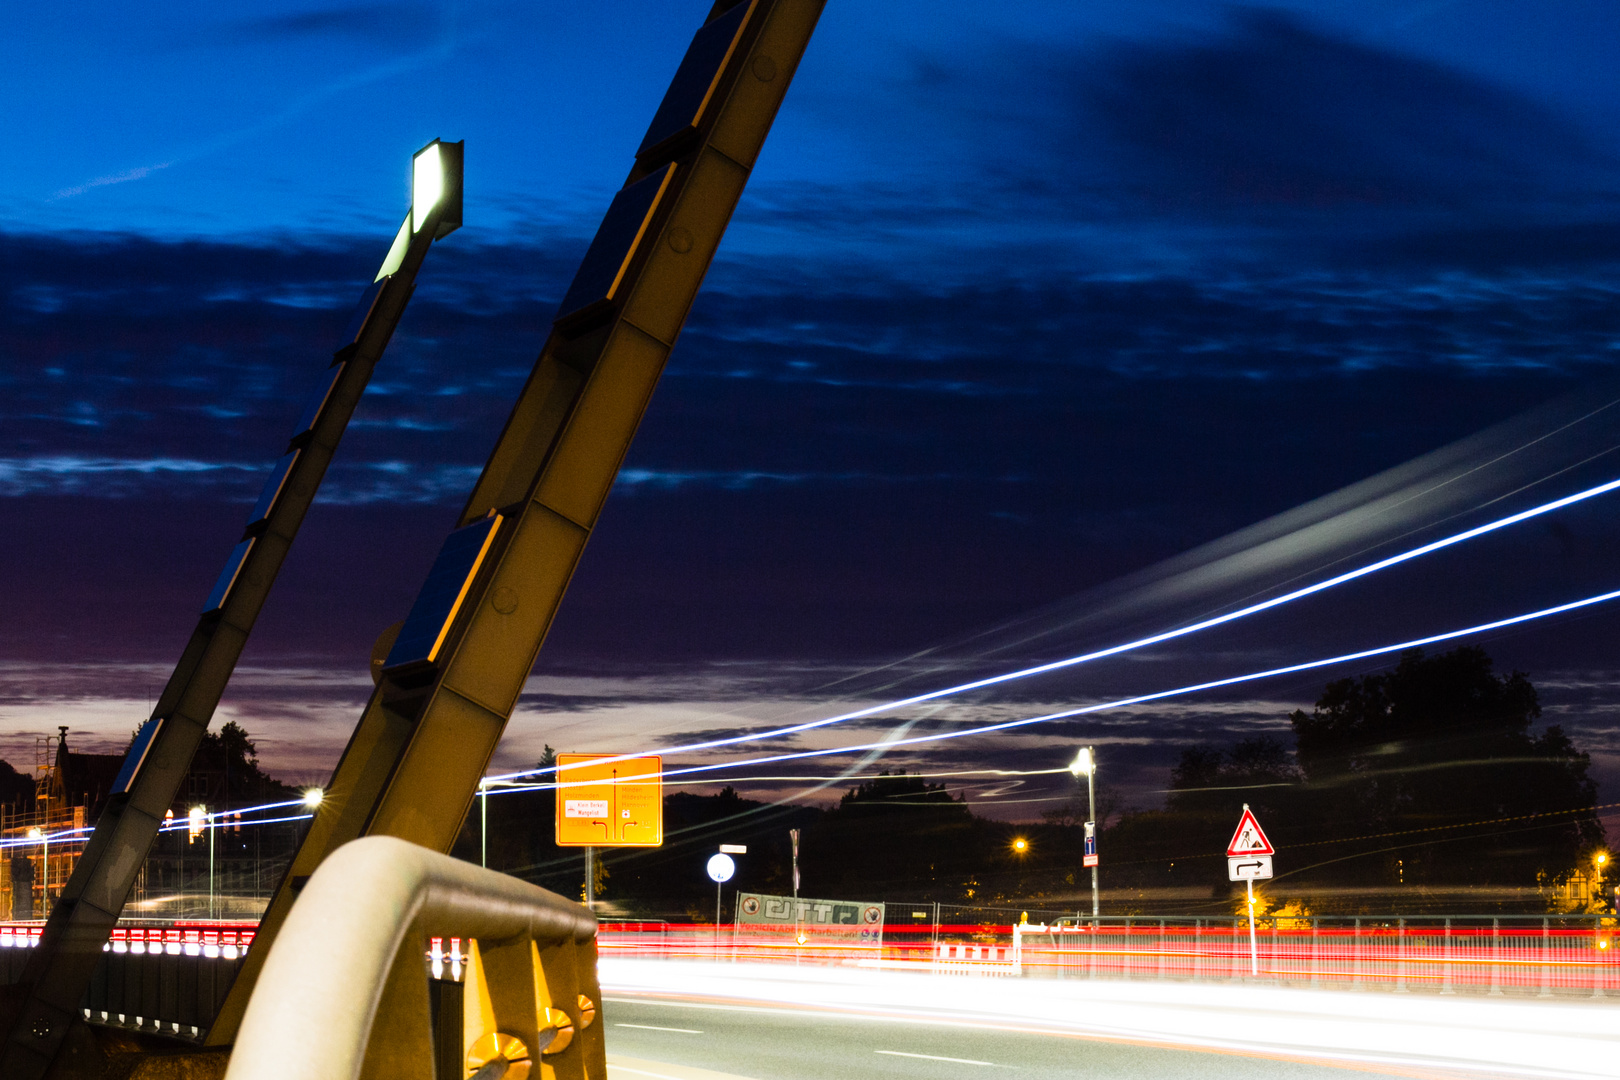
left=5, top=1, right=1620, bottom=818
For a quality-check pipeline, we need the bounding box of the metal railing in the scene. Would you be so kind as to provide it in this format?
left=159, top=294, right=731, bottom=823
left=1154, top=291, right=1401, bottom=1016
left=0, top=922, right=255, bottom=1039
left=224, top=837, right=604, bottom=1080
left=598, top=912, right=1619, bottom=998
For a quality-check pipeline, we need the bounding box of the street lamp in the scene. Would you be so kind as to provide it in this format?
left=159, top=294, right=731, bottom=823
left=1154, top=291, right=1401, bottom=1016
left=1069, top=746, right=1099, bottom=919
left=302, top=788, right=323, bottom=809
left=191, top=806, right=214, bottom=920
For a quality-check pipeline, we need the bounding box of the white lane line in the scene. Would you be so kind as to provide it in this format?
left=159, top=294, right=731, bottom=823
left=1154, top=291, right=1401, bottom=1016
left=610, top=1066, right=696, bottom=1080
left=875, top=1050, right=1006, bottom=1067
left=616, top=1023, right=704, bottom=1034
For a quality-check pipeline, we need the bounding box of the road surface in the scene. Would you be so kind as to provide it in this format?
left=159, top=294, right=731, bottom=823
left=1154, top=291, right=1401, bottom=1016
left=597, top=960, right=1618, bottom=1080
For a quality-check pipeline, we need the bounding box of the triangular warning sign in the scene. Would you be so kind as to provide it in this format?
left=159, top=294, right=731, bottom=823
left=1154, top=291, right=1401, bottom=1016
left=1226, top=805, right=1274, bottom=856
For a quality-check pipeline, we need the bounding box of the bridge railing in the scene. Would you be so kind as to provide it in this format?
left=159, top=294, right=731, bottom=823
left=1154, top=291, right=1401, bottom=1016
left=224, top=837, right=603, bottom=1080
left=596, top=914, right=1618, bottom=998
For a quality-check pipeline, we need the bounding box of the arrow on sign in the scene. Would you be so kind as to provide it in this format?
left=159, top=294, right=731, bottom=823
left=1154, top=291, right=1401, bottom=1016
left=1227, top=855, right=1274, bottom=881
left=1225, top=804, right=1275, bottom=857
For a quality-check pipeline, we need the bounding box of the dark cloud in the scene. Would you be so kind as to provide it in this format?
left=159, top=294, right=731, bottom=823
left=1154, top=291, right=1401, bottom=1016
left=1077, top=10, right=1616, bottom=212
left=6, top=226, right=1620, bottom=673
left=213, top=4, right=442, bottom=46
left=828, top=9, right=1620, bottom=275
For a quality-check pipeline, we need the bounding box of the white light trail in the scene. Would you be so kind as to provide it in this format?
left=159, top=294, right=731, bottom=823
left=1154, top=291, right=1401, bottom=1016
left=534, top=583, right=1620, bottom=787
left=0, top=797, right=315, bottom=849
left=489, top=475, right=1620, bottom=784
left=488, top=767, right=1070, bottom=794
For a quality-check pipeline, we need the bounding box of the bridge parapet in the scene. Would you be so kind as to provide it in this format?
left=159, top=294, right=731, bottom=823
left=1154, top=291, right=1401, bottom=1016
left=224, top=836, right=600, bottom=1080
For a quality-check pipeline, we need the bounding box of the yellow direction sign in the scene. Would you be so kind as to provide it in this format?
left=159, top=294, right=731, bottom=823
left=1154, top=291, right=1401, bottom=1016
left=555, top=753, right=663, bottom=847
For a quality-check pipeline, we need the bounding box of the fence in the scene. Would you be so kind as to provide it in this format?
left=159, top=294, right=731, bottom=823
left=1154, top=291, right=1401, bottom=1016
left=597, top=912, right=1619, bottom=998
left=0, top=921, right=255, bottom=1039
left=1, top=910, right=1612, bottom=1041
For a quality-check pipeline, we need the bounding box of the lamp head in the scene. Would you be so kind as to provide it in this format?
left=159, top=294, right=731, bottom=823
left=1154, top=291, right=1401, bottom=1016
left=303, top=788, right=324, bottom=809
left=1012, top=837, right=1029, bottom=854
left=411, top=139, right=463, bottom=238
left=1069, top=747, right=1094, bottom=777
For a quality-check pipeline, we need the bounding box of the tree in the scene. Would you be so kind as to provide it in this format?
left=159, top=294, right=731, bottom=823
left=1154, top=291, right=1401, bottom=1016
left=1289, top=646, right=1603, bottom=890
left=1166, top=735, right=1301, bottom=817
left=0, top=760, right=35, bottom=811
left=802, top=772, right=983, bottom=901
left=190, top=721, right=296, bottom=804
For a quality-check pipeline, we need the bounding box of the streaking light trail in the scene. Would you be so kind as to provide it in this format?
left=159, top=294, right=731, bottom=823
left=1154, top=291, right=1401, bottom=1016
left=486, top=582, right=1620, bottom=792
left=489, top=475, right=1620, bottom=783
left=0, top=797, right=315, bottom=849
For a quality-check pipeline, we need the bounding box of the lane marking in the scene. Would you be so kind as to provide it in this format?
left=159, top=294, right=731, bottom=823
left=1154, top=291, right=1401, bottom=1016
left=616, top=1023, right=703, bottom=1034
left=610, top=1066, right=704, bottom=1080
left=875, top=1050, right=1005, bottom=1067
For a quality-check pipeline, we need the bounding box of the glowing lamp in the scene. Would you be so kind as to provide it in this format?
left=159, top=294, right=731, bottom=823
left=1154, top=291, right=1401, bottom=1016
left=1069, top=747, right=1094, bottom=777
left=411, top=139, right=464, bottom=237
left=1012, top=837, right=1029, bottom=854
left=303, top=788, right=324, bottom=809
left=412, top=144, right=442, bottom=232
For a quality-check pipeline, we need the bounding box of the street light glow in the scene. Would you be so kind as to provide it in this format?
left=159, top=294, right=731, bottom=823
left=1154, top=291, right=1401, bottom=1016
left=1012, top=837, right=1029, bottom=854
left=303, top=788, right=324, bottom=809
left=412, top=142, right=443, bottom=233
left=1069, top=747, right=1093, bottom=777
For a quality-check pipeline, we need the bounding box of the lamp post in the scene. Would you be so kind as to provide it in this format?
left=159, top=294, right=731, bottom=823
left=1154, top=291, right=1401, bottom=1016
left=190, top=806, right=212, bottom=920
left=478, top=778, right=488, bottom=869
left=1069, top=747, right=1098, bottom=919
left=27, top=828, right=45, bottom=912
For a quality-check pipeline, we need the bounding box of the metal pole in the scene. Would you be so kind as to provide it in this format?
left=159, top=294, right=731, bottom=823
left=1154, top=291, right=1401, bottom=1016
left=790, top=828, right=801, bottom=963
left=715, top=882, right=723, bottom=954
left=209, top=810, right=215, bottom=921
left=1246, top=878, right=1258, bottom=976
left=584, top=847, right=595, bottom=909
left=1087, top=760, right=1098, bottom=919
left=479, top=780, right=487, bottom=869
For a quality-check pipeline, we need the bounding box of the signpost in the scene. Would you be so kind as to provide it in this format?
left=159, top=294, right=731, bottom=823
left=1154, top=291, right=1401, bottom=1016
left=555, top=753, right=664, bottom=847
left=707, top=851, right=736, bottom=949
left=1226, top=804, right=1275, bottom=976
left=1083, top=823, right=1097, bottom=868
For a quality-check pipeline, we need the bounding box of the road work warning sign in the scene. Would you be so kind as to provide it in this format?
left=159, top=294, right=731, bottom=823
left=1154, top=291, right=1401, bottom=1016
left=1225, top=805, right=1274, bottom=856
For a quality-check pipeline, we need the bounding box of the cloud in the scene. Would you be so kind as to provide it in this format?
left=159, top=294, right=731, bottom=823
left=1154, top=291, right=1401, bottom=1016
left=1074, top=10, right=1617, bottom=212
left=212, top=4, right=442, bottom=46
left=51, top=163, right=173, bottom=202
left=786, top=10, right=1620, bottom=276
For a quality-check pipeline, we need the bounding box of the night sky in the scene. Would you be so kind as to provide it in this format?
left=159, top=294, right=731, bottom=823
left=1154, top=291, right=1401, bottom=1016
left=5, top=1, right=1620, bottom=832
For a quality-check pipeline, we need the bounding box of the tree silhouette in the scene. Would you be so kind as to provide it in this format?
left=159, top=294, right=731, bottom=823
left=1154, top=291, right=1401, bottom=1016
left=1289, top=646, right=1602, bottom=889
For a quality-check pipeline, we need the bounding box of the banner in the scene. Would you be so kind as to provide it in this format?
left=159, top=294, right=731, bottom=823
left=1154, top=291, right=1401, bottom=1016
left=735, top=892, right=884, bottom=946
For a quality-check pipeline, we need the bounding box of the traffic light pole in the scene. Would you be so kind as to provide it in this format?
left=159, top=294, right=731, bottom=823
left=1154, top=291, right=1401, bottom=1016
left=0, top=141, right=464, bottom=1080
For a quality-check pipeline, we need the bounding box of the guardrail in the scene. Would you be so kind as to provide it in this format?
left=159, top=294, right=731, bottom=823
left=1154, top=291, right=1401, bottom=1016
left=598, top=915, right=1619, bottom=998
left=224, top=837, right=603, bottom=1080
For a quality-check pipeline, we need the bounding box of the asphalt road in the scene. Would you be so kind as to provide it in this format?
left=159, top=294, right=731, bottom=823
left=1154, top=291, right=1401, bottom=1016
left=601, top=993, right=1401, bottom=1080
